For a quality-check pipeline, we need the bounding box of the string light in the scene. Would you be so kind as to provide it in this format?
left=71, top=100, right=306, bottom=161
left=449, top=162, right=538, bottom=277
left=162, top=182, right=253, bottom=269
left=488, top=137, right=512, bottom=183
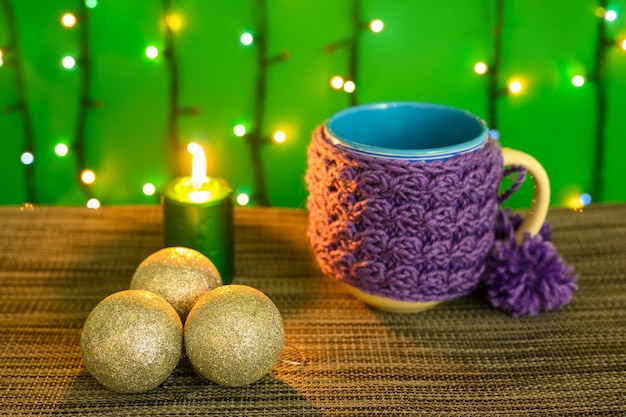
left=86, top=198, right=100, bottom=209
left=579, top=193, right=592, bottom=206
left=166, top=15, right=182, bottom=31
left=343, top=80, right=356, bottom=93
left=508, top=80, right=523, bottom=94
left=20, top=152, right=34, bottom=165
left=146, top=46, right=159, bottom=59
left=85, top=0, right=97, bottom=8
left=240, top=32, right=253, bottom=46
left=55, top=143, right=69, bottom=156
left=233, top=124, right=246, bottom=137
left=272, top=130, right=286, bottom=144
left=61, top=13, right=77, bottom=28
left=605, top=9, right=618, bottom=22
left=143, top=183, right=156, bottom=196
left=0, top=49, right=3, bottom=66
left=474, top=61, right=488, bottom=75
left=369, top=19, right=384, bottom=33
left=621, top=39, right=626, bottom=50
left=236, top=193, right=250, bottom=206
left=81, top=169, right=96, bottom=185
left=572, top=75, right=585, bottom=87
left=330, top=75, right=344, bottom=89
left=62, top=56, right=76, bottom=69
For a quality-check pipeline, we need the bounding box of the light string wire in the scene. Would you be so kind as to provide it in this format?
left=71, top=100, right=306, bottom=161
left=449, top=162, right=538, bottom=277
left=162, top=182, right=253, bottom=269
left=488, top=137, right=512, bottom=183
left=592, top=0, right=609, bottom=202
left=324, top=0, right=362, bottom=106
left=74, top=0, right=96, bottom=202
left=1, top=0, right=36, bottom=203
left=487, top=0, right=504, bottom=129
left=162, top=0, right=200, bottom=178
left=244, top=0, right=289, bottom=206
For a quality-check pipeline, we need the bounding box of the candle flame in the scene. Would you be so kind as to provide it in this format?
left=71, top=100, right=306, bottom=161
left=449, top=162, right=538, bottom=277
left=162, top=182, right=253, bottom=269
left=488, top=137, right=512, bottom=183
left=187, top=142, right=207, bottom=190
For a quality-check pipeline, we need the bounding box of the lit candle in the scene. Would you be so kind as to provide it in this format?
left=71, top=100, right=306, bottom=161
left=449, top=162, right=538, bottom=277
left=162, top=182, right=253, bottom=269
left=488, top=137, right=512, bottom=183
left=163, top=143, right=234, bottom=284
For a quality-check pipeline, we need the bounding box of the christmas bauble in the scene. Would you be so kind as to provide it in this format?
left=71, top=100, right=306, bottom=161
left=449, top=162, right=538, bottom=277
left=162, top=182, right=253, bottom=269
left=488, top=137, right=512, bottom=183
left=184, top=285, right=285, bottom=387
left=130, top=247, right=222, bottom=321
left=80, top=290, right=183, bottom=393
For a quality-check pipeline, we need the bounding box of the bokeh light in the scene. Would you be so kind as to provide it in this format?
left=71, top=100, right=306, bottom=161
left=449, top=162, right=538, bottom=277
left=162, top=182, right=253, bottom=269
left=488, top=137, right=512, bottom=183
left=62, top=56, right=76, bottom=69
left=572, top=75, right=585, bottom=87
left=236, top=193, right=250, bottom=206
left=21, top=152, right=34, bottom=165
left=143, top=183, right=156, bottom=196
left=330, top=75, right=344, bottom=89
left=61, top=13, right=76, bottom=28
left=234, top=124, right=246, bottom=137
left=146, top=46, right=159, bottom=59
left=81, top=169, right=96, bottom=185
left=273, top=130, right=286, bottom=144
left=474, top=61, right=488, bottom=75
left=240, top=32, right=253, bottom=46
left=369, top=19, right=384, bottom=33
left=86, top=198, right=101, bottom=209
left=55, top=143, right=69, bottom=156
left=343, top=80, right=356, bottom=93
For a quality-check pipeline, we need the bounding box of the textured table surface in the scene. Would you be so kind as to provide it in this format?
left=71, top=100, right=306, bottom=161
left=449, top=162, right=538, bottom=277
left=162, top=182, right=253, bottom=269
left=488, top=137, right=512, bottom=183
left=0, top=204, right=624, bottom=416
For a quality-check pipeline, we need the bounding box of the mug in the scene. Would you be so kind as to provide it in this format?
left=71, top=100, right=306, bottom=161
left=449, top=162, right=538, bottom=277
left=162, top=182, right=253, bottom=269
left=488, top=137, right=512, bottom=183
left=306, top=102, right=550, bottom=313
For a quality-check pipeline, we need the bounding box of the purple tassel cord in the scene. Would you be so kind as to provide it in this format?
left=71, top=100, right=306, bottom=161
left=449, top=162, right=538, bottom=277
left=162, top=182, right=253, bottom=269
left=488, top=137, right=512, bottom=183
left=484, top=209, right=578, bottom=317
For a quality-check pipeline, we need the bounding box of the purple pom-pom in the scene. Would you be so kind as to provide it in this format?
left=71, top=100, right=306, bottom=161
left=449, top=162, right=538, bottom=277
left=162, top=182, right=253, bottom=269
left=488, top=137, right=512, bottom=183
left=484, top=210, right=577, bottom=317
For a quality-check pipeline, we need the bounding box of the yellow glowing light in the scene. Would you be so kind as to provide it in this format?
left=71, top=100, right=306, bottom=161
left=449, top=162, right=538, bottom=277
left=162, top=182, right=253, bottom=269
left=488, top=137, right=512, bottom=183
left=236, top=193, right=250, bottom=206
left=330, top=75, right=344, bottom=90
left=61, top=13, right=76, bottom=28
left=143, top=183, right=156, bottom=196
left=565, top=194, right=584, bottom=212
left=508, top=80, right=523, bottom=94
left=187, top=142, right=207, bottom=189
left=234, top=124, right=246, bottom=137
left=146, top=46, right=159, bottom=59
left=572, top=75, right=585, bottom=87
left=55, top=143, right=69, bottom=156
left=621, top=39, right=626, bottom=50
left=81, top=169, right=96, bottom=184
left=166, top=15, right=182, bottom=31
left=62, top=56, right=76, bottom=69
left=273, top=130, right=286, bottom=144
left=86, top=198, right=100, bottom=209
left=343, top=80, right=356, bottom=93
left=474, top=61, right=488, bottom=75
left=369, top=19, right=384, bottom=33
left=240, top=32, right=254, bottom=46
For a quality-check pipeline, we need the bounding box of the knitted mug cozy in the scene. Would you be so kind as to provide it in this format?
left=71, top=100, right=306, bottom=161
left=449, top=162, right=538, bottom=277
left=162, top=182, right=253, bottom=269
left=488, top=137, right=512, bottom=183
left=306, top=125, right=577, bottom=316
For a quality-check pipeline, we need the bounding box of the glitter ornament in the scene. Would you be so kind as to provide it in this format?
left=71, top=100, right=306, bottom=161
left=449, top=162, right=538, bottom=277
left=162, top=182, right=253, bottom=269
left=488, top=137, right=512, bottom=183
left=184, top=285, right=285, bottom=387
left=80, top=290, right=183, bottom=393
left=130, top=247, right=222, bottom=321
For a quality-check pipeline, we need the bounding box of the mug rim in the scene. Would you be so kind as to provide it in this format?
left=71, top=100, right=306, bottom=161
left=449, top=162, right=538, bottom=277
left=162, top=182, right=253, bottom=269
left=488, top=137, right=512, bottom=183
left=324, top=101, right=489, bottom=161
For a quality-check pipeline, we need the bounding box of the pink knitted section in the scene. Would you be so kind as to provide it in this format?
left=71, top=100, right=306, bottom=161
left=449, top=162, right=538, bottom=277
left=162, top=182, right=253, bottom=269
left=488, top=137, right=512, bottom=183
left=306, top=125, right=503, bottom=302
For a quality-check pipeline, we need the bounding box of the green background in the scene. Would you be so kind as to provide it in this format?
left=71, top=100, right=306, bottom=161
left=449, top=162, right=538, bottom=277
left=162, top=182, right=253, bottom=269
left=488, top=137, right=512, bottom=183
left=1, top=0, right=625, bottom=209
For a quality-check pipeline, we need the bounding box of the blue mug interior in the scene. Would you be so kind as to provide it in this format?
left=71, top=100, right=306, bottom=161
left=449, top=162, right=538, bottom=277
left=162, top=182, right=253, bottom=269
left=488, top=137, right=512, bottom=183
left=325, top=102, right=488, bottom=159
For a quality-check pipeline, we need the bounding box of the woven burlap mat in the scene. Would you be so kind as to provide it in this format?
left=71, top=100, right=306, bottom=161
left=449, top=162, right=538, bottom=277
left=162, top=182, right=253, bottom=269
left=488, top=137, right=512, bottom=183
left=0, top=204, right=624, bottom=416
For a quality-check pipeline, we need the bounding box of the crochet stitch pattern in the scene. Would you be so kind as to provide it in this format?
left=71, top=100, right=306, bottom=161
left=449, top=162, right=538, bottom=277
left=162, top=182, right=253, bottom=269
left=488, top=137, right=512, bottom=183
left=306, top=125, right=503, bottom=302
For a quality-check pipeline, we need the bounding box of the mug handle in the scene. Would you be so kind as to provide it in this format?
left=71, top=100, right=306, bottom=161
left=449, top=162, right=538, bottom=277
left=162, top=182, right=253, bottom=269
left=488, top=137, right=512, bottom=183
left=501, top=148, right=551, bottom=244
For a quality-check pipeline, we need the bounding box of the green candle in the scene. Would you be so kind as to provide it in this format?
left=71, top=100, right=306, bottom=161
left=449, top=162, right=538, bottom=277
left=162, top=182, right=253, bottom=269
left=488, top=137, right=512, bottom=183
left=162, top=143, right=234, bottom=284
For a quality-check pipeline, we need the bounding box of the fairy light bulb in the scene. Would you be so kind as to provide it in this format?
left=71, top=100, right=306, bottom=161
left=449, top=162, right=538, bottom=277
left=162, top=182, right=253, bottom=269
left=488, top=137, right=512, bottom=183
left=81, top=169, right=96, bottom=185
left=474, top=62, right=488, bottom=75
left=236, top=193, right=250, bottom=206
left=85, top=0, right=98, bottom=8
left=0, top=49, right=3, bottom=66
left=273, top=130, right=286, bottom=144
left=234, top=124, right=246, bottom=137
left=86, top=198, right=100, bottom=209
left=240, top=32, right=254, bottom=46
left=572, top=75, right=585, bottom=87
left=330, top=75, right=344, bottom=89
left=61, top=13, right=76, bottom=28
left=55, top=143, right=69, bottom=156
left=508, top=80, right=523, bottom=94
left=62, top=56, right=76, bottom=69
left=343, top=80, right=356, bottom=93
left=369, top=19, right=384, bottom=33
left=21, top=152, right=34, bottom=165
left=621, top=39, right=626, bottom=50
left=143, top=183, right=156, bottom=196
left=605, top=9, right=618, bottom=22
left=579, top=193, right=592, bottom=206
left=146, top=46, right=159, bottom=59
left=166, top=15, right=182, bottom=31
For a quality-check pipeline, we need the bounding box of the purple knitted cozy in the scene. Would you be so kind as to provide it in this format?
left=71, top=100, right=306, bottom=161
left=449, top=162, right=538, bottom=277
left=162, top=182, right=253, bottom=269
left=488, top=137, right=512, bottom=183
left=306, top=126, right=503, bottom=302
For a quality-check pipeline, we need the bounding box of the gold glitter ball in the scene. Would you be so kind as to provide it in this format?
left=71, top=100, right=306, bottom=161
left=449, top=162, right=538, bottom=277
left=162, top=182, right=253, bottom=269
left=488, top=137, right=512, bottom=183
left=130, top=247, right=222, bottom=321
left=80, top=290, right=183, bottom=393
left=184, top=285, right=285, bottom=387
